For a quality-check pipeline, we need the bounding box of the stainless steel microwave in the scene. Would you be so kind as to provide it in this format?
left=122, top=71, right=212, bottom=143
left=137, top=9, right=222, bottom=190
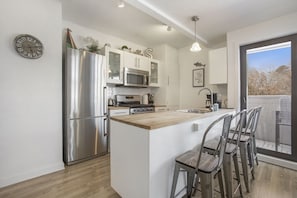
left=123, top=67, right=149, bottom=87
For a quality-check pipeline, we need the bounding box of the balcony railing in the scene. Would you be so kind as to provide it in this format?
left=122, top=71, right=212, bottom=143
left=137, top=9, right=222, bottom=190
left=248, top=95, right=291, bottom=154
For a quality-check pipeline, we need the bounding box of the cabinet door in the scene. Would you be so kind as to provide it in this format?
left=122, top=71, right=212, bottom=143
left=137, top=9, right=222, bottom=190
left=149, top=59, right=160, bottom=87
left=123, top=51, right=138, bottom=69
left=123, top=51, right=149, bottom=71
left=106, top=47, right=123, bottom=84
left=209, top=47, right=227, bottom=84
left=137, top=55, right=149, bottom=71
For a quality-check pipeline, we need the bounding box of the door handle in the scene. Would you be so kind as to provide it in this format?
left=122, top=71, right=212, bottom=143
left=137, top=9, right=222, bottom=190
left=103, top=86, right=107, bottom=115
left=103, top=117, right=108, bottom=136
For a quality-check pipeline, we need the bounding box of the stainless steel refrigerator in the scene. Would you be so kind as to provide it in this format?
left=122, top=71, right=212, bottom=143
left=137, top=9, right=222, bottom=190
left=63, top=48, right=108, bottom=165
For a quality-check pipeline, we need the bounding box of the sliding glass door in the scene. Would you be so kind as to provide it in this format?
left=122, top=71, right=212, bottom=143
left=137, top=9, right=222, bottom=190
left=240, top=34, right=297, bottom=161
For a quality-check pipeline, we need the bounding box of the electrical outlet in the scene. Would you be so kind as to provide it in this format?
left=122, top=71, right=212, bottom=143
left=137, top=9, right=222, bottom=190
left=193, top=123, right=199, bottom=131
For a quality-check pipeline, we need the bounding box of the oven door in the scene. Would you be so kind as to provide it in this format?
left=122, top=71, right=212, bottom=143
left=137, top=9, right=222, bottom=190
left=124, top=67, right=149, bottom=87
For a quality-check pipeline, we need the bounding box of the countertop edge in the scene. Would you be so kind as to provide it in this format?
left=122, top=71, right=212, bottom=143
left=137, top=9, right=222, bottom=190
left=110, top=109, right=235, bottom=130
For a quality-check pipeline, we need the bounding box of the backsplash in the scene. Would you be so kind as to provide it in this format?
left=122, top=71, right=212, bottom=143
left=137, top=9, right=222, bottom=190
left=107, top=85, right=153, bottom=102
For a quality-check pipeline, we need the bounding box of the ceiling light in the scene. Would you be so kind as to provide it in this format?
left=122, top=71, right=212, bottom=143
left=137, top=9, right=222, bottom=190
left=190, top=16, right=201, bottom=52
left=118, top=0, right=125, bottom=8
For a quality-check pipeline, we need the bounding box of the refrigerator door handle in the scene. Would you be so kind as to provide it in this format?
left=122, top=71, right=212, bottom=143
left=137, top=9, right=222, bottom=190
left=103, top=117, right=108, bottom=136
left=103, top=86, right=107, bottom=115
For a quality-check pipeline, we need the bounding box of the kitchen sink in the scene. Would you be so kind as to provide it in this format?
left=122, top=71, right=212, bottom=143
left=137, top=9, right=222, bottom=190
left=177, top=108, right=211, bottom=114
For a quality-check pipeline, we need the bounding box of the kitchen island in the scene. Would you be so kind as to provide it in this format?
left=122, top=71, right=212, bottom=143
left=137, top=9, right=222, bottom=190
left=110, top=109, right=234, bottom=198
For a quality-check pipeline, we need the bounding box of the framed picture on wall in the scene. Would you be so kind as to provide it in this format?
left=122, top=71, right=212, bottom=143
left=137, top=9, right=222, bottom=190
left=193, top=68, right=204, bottom=87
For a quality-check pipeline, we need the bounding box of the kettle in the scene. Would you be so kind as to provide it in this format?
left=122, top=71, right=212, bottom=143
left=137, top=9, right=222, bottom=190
left=108, top=98, right=114, bottom=106
left=142, top=94, right=148, bottom=104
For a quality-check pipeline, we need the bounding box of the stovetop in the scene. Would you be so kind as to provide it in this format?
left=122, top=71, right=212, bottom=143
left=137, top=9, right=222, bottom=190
left=118, top=103, right=154, bottom=108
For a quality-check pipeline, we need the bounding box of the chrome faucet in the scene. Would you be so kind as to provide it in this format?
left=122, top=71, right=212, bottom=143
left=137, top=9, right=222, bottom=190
left=198, top=87, right=214, bottom=111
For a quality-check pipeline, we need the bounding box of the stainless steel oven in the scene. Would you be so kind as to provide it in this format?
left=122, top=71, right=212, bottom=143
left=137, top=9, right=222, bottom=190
left=115, top=95, right=154, bottom=114
left=123, top=67, right=149, bottom=87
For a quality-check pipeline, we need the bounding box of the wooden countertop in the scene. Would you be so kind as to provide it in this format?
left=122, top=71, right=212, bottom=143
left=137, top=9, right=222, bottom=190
left=110, top=109, right=234, bottom=130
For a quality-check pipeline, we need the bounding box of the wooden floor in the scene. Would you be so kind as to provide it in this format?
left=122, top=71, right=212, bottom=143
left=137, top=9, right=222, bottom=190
left=1, top=154, right=297, bottom=198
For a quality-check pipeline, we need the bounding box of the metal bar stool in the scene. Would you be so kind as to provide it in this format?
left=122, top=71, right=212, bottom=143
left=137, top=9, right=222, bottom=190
left=204, top=110, right=247, bottom=198
left=250, top=106, right=262, bottom=166
left=170, top=114, right=233, bottom=198
left=228, top=107, right=261, bottom=193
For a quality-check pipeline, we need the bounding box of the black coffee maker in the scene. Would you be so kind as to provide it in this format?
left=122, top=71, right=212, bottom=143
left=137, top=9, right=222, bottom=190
left=206, top=93, right=221, bottom=108
left=148, top=93, right=154, bottom=104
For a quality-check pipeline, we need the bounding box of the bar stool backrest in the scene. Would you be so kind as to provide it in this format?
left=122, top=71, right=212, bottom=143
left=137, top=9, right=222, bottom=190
left=229, top=109, right=247, bottom=146
left=195, top=114, right=233, bottom=172
left=243, top=108, right=257, bottom=136
left=250, top=106, right=262, bottom=136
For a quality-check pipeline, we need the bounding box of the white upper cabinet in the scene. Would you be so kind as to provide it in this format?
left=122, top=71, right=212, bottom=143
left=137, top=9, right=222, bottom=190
left=123, top=51, right=150, bottom=71
left=209, top=47, right=227, bottom=84
left=105, top=47, right=123, bottom=84
left=149, top=59, right=160, bottom=87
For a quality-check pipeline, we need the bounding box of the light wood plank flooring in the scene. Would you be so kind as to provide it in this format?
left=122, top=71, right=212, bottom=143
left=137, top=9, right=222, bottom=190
left=1, top=154, right=297, bottom=198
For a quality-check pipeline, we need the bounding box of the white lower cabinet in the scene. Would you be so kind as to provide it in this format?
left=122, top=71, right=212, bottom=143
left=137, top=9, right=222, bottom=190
left=109, top=108, right=130, bottom=117
left=108, top=108, right=129, bottom=152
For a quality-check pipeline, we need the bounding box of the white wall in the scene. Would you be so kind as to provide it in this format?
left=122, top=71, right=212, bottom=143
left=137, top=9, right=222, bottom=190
left=178, top=45, right=228, bottom=109
left=0, top=0, right=63, bottom=187
left=227, top=12, right=297, bottom=109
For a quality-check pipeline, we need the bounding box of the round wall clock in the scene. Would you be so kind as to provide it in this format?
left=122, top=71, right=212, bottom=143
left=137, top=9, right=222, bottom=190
left=14, top=34, right=44, bottom=59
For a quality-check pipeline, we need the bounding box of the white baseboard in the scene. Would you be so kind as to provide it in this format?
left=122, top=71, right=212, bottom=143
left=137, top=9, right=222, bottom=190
left=0, top=162, right=64, bottom=188
left=258, top=153, right=297, bottom=170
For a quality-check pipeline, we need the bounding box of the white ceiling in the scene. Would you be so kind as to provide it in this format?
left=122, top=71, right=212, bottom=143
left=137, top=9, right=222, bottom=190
left=62, top=0, right=297, bottom=49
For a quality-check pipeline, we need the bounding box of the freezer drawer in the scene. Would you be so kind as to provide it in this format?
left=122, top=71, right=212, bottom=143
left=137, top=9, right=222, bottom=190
left=64, top=116, right=107, bottom=165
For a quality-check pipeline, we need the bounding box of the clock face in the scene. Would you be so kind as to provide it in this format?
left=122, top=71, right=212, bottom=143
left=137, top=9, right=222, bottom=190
left=14, top=34, right=43, bottom=59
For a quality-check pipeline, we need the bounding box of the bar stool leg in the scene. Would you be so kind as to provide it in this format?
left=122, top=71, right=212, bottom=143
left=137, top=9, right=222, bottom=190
left=239, top=142, right=250, bottom=192
left=247, top=141, right=255, bottom=180
left=170, top=163, right=180, bottom=198
left=200, top=171, right=214, bottom=198
left=223, top=153, right=232, bottom=198
left=186, top=170, right=195, bottom=197
left=233, top=152, right=243, bottom=197
left=252, top=135, right=259, bottom=165
left=218, top=170, right=225, bottom=198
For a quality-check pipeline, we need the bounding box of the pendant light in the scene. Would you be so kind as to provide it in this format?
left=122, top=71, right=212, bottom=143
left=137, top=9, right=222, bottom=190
left=117, top=0, right=125, bottom=8
left=190, top=16, right=201, bottom=52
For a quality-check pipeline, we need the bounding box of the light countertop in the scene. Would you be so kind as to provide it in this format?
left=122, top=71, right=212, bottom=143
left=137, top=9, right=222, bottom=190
left=110, top=109, right=235, bottom=130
